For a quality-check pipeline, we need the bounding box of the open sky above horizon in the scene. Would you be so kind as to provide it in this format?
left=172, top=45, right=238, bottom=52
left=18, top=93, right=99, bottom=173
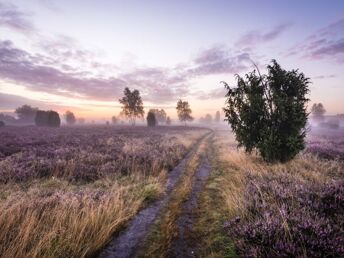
left=0, top=0, right=343, bottom=120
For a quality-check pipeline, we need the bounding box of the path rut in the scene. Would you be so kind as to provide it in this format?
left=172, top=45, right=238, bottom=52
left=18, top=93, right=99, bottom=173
left=167, top=153, right=211, bottom=258
left=99, top=133, right=209, bottom=258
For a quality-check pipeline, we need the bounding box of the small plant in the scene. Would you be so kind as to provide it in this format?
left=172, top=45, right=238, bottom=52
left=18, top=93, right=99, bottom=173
left=147, top=111, right=157, bottom=127
left=223, top=60, right=310, bottom=162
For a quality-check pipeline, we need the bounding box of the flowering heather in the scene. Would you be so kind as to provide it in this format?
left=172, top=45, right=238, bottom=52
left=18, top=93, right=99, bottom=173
left=0, top=125, right=204, bottom=182
left=225, top=173, right=344, bottom=257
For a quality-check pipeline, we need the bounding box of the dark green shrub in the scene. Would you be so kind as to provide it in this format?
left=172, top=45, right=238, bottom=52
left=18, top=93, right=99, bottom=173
left=35, top=110, right=61, bottom=127
left=147, top=111, right=157, bottom=127
left=223, top=60, right=310, bottom=162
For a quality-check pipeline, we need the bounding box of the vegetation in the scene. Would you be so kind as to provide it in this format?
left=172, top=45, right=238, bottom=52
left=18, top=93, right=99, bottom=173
left=215, top=111, right=220, bottom=122
left=119, top=87, right=144, bottom=125
left=0, top=121, right=4, bottom=127
left=223, top=60, right=310, bottom=162
left=147, top=111, right=157, bottom=127
left=64, top=110, right=76, bottom=125
left=35, top=110, right=61, bottom=127
left=15, top=105, right=38, bottom=124
left=166, top=116, right=171, bottom=125
left=311, top=103, right=326, bottom=120
left=150, top=109, right=167, bottom=125
left=176, top=99, right=193, bottom=126
left=111, top=116, right=118, bottom=124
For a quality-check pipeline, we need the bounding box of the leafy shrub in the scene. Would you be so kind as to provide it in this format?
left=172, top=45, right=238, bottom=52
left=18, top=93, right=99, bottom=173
left=0, top=121, right=4, bottom=127
left=35, top=110, right=61, bottom=127
left=225, top=173, right=344, bottom=257
left=147, top=111, right=157, bottom=127
left=223, top=60, right=310, bottom=162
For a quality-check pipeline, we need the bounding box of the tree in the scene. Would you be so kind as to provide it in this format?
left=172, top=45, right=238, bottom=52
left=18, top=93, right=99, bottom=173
left=150, top=109, right=167, bottom=124
left=35, top=110, right=61, bottom=127
left=0, top=113, right=16, bottom=125
left=205, top=114, right=212, bottom=123
left=215, top=111, right=220, bottom=122
left=166, top=116, right=171, bottom=125
left=311, top=103, right=326, bottom=121
left=147, top=111, right=157, bottom=127
left=15, top=105, right=38, bottom=124
left=78, top=118, right=85, bottom=124
left=119, top=87, right=144, bottom=125
left=223, top=60, right=310, bottom=163
left=111, top=116, right=118, bottom=124
left=64, top=111, right=76, bottom=125
left=176, top=99, right=193, bottom=126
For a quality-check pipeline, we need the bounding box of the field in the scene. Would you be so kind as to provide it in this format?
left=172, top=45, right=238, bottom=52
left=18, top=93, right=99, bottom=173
left=0, top=125, right=343, bottom=257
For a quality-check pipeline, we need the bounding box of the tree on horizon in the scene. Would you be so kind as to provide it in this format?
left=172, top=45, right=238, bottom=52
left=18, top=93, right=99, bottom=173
left=176, top=99, right=193, bottom=126
left=119, top=87, right=144, bottom=125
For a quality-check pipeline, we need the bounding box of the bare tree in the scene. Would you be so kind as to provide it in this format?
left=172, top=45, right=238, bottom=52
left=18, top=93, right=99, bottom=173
left=119, top=87, right=144, bottom=125
left=176, top=99, right=193, bottom=126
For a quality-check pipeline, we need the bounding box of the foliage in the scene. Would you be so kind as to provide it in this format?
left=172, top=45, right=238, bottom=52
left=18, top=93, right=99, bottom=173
left=147, top=111, right=157, bottom=127
left=64, top=110, right=76, bottom=125
left=311, top=103, right=326, bottom=120
left=0, top=121, right=4, bottom=127
left=215, top=111, right=220, bottom=123
left=0, top=113, right=16, bottom=125
left=223, top=60, right=310, bottom=162
left=176, top=99, right=193, bottom=125
left=150, top=109, right=167, bottom=124
left=15, top=105, right=38, bottom=124
left=225, top=173, right=344, bottom=257
left=35, top=110, right=61, bottom=127
left=166, top=116, right=171, bottom=125
left=119, top=87, right=144, bottom=125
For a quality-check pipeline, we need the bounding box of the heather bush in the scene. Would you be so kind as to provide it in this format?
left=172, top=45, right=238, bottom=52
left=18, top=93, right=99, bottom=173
left=225, top=173, right=344, bottom=257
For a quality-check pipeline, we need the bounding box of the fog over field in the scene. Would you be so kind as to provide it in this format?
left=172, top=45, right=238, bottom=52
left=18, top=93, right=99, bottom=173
left=0, top=1, right=343, bottom=258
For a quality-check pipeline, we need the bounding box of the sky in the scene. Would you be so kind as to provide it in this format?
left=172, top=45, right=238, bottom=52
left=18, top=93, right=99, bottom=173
left=0, top=0, right=343, bottom=121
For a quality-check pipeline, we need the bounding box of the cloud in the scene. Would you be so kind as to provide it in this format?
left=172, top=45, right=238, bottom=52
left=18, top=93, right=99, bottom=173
left=188, top=46, right=252, bottom=76
left=0, top=2, right=35, bottom=33
left=236, top=23, right=291, bottom=47
left=312, top=74, right=336, bottom=80
left=194, top=87, right=227, bottom=100
left=288, top=18, right=344, bottom=63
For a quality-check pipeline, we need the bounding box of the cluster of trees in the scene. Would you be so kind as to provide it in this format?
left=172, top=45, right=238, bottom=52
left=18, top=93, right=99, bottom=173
left=118, top=87, right=193, bottom=127
left=35, top=110, right=61, bottom=127
left=199, top=111, right=221, bottom=124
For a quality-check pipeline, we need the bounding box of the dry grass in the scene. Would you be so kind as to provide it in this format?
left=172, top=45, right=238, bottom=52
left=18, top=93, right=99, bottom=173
left=0, top=126, right=209, bottom=258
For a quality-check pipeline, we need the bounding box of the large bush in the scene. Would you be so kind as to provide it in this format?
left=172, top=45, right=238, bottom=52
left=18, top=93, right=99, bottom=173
left=35, top=110, right=61, bottom=127
left=223, top=60, right=310, bottom=162
left=147, top=111, right=157, bottom=127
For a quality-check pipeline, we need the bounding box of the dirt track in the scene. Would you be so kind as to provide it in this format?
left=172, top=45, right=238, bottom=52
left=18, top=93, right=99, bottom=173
left=99, top=132, right=211, bottom=258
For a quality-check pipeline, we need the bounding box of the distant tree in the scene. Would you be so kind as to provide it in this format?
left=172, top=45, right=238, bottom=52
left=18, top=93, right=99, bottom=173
left=119, top=87, right=144, bottom=125
left=311, top=103, right=326, bottom=121
left=150, top=109, right=167, bottom=124
left=166, top=116, right=171, bottom=125
left=223, top=60, right=310, bottom=163
left=35, top=110, right=61, bottom=127
left=106, top=121, right=110, bottom=126
left=15, top=105, right=38, bottom=124
left=0, top=113, right=16, bottom=125
left=111, top=116, right=118, bottom=124
left=147, top=111, right=157, bottom=127
left=64, top=110, right=76, bottom=125
left=0, top=121, right=5, bottom=127
left=204, top=114, right=212, bottom=123
left=78, top=118, right=85, bottom=124
left=176, top=99, right=193, bottom=126
left=215, top=111, right=220, bottom=122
